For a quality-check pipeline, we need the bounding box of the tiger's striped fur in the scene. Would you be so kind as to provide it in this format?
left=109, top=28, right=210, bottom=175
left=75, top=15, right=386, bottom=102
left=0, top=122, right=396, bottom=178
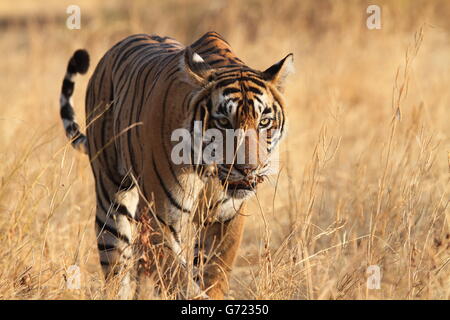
left=59, top=32, right=293, bottom=299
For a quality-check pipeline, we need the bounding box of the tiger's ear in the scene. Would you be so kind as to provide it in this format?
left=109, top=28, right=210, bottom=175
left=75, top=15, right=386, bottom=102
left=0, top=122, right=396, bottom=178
left=262, top=53, right=294, bottom=91
left=182, top=47, right=213, bottom=85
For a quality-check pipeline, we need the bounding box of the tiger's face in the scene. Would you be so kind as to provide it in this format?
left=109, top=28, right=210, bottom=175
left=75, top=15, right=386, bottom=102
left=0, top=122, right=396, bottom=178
left=184, top=48, right=293, bottom=199
left=207, top=77, right=286, bottom=199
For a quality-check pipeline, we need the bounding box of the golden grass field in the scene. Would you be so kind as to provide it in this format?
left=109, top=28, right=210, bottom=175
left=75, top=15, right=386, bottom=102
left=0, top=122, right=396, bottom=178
left=0, top=0, right=449, bottom=299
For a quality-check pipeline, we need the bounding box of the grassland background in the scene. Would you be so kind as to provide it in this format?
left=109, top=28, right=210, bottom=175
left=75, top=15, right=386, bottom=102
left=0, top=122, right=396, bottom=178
left=0, top=0, right=448, bottom=299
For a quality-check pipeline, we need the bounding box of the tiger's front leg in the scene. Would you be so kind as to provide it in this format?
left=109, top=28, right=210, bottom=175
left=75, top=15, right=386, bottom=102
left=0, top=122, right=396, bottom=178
left=136, top=203, right=208, bottom=299
left=196, top=203, right=246, bottom=299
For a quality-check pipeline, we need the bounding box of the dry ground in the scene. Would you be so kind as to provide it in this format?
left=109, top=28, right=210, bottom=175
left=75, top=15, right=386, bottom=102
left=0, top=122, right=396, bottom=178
left=0, top=0, right=448, bottom=299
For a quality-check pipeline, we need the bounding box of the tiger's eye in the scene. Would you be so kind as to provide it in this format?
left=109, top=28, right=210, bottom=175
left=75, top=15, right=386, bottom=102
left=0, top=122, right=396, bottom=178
left=217, top=118, right=230, bottom=128
left=259, top=118, right=272, bottom=128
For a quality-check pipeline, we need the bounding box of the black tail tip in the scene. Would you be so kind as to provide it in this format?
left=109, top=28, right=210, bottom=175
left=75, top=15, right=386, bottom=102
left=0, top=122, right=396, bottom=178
left=68, top=49, right=90, bottom=75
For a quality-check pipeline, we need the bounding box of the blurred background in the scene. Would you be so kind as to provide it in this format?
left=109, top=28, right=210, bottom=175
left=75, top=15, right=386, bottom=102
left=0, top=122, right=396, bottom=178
left=0, top=0, right=449, bottom=299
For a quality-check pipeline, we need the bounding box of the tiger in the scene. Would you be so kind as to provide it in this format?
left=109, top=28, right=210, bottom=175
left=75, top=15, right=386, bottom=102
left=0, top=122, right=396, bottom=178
left=59, top=31, right=293, bottom=299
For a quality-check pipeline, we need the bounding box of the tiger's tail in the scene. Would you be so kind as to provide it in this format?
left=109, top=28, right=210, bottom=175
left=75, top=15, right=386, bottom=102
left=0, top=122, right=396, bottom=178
left=59, top=49, right=90, bottom=154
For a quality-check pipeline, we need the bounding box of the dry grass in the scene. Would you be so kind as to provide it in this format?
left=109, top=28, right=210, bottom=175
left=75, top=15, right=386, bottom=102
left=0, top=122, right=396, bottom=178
left=0, top=0, right=449, bottom=299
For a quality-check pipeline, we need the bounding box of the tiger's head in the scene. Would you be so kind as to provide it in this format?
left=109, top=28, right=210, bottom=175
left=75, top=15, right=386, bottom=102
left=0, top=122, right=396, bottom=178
left=183, top=48, right=293, bottom=199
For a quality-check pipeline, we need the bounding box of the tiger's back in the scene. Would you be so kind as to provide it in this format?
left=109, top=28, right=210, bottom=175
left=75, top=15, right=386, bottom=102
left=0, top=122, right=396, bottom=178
left=85, top=34, right=185, bottom=185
